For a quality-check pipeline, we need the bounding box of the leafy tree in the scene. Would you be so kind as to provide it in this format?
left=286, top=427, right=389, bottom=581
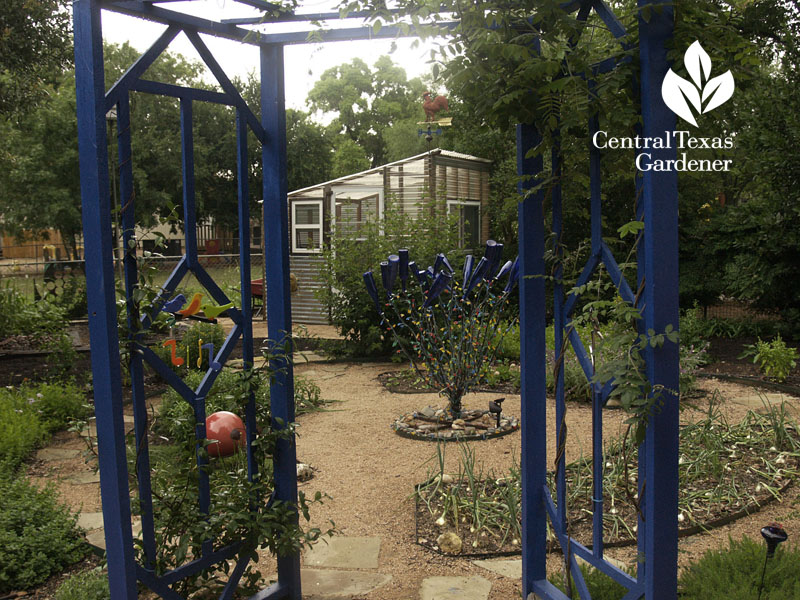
left=0, top=43, right=241, bottom=252
left=0, top=0, right=72, bottom=115
left=308, top=56, right=427, bottom=167
left=286, top=108, right=334, bottom=191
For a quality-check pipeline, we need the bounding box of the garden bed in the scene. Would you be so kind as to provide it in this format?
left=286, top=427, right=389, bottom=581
left=414, top=400, right=800, bottom=557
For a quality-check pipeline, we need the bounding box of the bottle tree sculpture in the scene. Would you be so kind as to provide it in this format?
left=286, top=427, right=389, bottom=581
left=364, top=241, right=520, bottom=439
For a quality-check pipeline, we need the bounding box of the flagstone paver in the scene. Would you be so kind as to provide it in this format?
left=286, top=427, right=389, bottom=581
left=419, top=575, right=492, bottom=600
left=299, top=569, right=392, bottom=599
left=35, top=448, right=81, bottom=461
left=77, top=511, right=105, bottom=531
left=68, top=471, right=101, bottom=484
left=304, top=536, right=382, bottom=570
left=472, top=558, right=522, bottom=579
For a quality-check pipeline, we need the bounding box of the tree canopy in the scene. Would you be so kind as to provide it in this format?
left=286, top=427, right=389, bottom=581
left=308, top=56, right=427, bottom=168
left=0, top=0, right=73, bottom=116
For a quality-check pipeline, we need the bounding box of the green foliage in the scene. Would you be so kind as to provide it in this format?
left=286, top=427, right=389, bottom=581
left=0, top=476, right=87, bottom=593
left=370, top=243, right=518, bottom=415
left=740, top=336, right=799, bottom=382
left=0, top=284, right=68, bottom=339
left=139, top=366, right=334, bottom=596
left=54, top=569, right=110, bottom=600
left=0, top=381, right=88, bottom=476
left=0, top=0, right=72, bottom=115
left=308, top=56, right=426, bottom=168
left=679, top=536, right=800, bottom=600
left=317, top=197, right=460, bottom=357
left=549, top=563, right=630, bottom=600
left=0, top=393, right=46, bottom=477
left=155, top=369, right=325, bottom=447
left=178, top=321, right=227, bottom=371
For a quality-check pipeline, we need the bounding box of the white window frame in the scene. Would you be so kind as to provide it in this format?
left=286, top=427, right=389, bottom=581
left=447, top=200, right=482, bottom=249
left=291, top=199, right=323, bottom=254
left=332, top=186, right=384, bottom=241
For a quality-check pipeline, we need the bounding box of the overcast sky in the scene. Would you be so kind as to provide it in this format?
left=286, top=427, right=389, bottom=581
left=99, top=1, right=441, bottom=112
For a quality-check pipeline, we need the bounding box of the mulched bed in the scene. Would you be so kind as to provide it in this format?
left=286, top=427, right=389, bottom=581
left=700, top=336, right=800, bottom=387
left=378, top=370, right=520, bottom=395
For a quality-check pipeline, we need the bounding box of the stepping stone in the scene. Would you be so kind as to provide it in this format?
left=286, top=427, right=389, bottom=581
left=36, top=448, right=81, bottom=461
left=297, top=352, right=327, bottom=363
left=473, top=558, right=521, bottom=579
left=86, top=520, right=142, bottom=550
left=304, top=536, right=381, bottom=570
left=123, top=415, right=135, bottom=425
left=576, top=554, right=630, bottom=573
left=68, top=471, right=101, bottom=484
left=420, top=576, right=492, bottom=600
left=78, top=512, right=105, bottom=531
left=300, top=569, right=391, bottom=599
left=735, top=393, right=798, bottom=409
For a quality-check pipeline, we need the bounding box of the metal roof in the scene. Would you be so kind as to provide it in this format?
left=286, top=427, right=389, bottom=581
left=288, top=149, right=492, bottom=196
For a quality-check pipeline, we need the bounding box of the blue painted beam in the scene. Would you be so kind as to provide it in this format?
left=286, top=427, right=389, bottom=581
left=131, top=79, right=233, bottom=105
left=261, top=43, right=302, bottom=599
left=73, top=2, right=138, bottom=597
left=562, top=251, right=600, bottom=318
left=102, top=1, right=265, bottom=45
left=601, top=242, right=636, bottom=305
left=256, top=21, right=458, bottom=46
left=236, top=108, right=258, bottom=482
left=105, top=24, right=179, bottom=111
left=140, top=345, right=197, bottom=403
left=117, top=95, right=158, bottom=571
left=551, top=140, right=568, bottom=533
left=184, top=30, right=267, bottom=143
left=542, top=486, right=592, bottom=599
left=248, top=583, right=291, bottom=599
left=593, top=0, right=628, bottom=38
left=638, top=1, right=679, bottom=598
left=221, top=8, right=407, bottom=24
left=180, top=98, right=199, bottom=265
left=158, top=541, right=243, bottom=586
left=195, top=324, right=243, bottom=398
left=517, top=121, right=547, bottom=599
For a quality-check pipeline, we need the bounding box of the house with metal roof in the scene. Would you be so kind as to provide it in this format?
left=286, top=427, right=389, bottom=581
left=285, top=149, right=492, bottom=324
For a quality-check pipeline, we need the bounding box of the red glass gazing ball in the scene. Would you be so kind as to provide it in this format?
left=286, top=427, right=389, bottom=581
left=206, top=411, right=245, bottom=457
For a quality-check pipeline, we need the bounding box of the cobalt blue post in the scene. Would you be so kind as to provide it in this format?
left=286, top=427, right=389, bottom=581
left=639, top=1, right=679, bottom=598
left=517, top=123, right=548, bottom=598
left=73, top=1, right=137, bottom=596
left=261, top=42, right=302, bottom=598
left=236, top=108, right=257, bottom=481
left=117, top=95, right=158, bottom=571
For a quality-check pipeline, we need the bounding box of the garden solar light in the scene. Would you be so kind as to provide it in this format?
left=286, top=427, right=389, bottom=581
left=761, top=522, right=787, bottom=557
left=757, top=522, right=788, bottom=600
left=489, top=398, right=505, bottom=428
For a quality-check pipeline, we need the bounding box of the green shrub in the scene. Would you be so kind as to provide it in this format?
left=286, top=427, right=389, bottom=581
left=548, top=563, right=630, bottom=599
left=0, top=285, right=67, bottom=339
left=54, top=569, right=109, bottom=600
left=679, top=536, right=800, bottom=599
left=0, top=382, right=89, bottom=476
left=740, top=335, right=798, bottom=382
left=0, top=394, right=46, bottom=476
left=178, top=321, right=227, bottom=371
left=0, top=476, right=87, bottom=593
left=317, top=197, right=460, bottom=357
left=156, top=369, right=325, bottom=446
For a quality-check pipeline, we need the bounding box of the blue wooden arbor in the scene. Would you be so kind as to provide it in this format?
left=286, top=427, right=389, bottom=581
left=73, top=1, right=677, bottom=599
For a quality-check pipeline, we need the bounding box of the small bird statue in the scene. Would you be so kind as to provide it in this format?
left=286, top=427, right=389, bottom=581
left=177, top=292, right=203, bottom=316
left=161, top=294, right=186, bottom=313
left=201, top=301, right=234, bottom=319
left=422, top=91, right=449, bottom=122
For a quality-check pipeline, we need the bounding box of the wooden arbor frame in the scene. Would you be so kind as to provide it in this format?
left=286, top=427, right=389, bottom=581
left=72, top=1, right=678, bottom=598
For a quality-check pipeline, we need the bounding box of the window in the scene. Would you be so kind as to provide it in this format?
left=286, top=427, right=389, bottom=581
left=334, top=193, right=379, bottom=239
left=448, top=200, right=481, bottom=249
left=291, top=200, right=323, bottom=253
left=251, top=225, right=261, bottom=248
